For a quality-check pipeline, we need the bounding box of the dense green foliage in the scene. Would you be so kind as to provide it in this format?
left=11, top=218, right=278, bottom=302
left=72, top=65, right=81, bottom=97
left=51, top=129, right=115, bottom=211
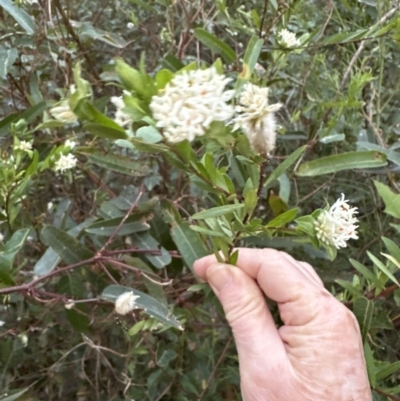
left=1, top=0, right=400, bottom=400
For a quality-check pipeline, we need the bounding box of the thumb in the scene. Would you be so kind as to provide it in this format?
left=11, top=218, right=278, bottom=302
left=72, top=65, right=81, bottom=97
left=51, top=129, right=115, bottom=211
left=206, top=263, right=286, bottom=361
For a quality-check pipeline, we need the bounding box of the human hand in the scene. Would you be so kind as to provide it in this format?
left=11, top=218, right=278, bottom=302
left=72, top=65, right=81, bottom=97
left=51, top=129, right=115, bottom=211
left=194, top=248, right=372, bottom=401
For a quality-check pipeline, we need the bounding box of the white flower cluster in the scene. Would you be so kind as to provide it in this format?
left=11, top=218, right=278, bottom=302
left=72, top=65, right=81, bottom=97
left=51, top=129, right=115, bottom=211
left=115, top=291, right=140, bottom=315
left=54, top=153, right=77, bottom=173
left=50, top=100, right=78, bottom=124
left=14, top=140, right=32, bottom=152
left=111, top=95, right=133, bottom=128
left=315, top=194, right=359, bottom=249
left=234, top=83, right=282, bottom=155
left=150, top=67, right=234, bottom=143
left=278, top=29, right=300, bottom=48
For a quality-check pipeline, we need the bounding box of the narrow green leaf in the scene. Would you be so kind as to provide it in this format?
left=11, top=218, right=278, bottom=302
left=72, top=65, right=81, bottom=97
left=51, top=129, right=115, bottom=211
left=34, top=218, right=96, bottom=276
left=0, top=0, right=36, bottom=34
left=41, top=226, right=94, bottom=266
left=240, top=36, right=264, bottom=79
left=364, top=342, right=376, bottom=388
left=171, top=222, right=208, bottom=270
left=130, top=232, right=171, bottom=269
left=84, top=122, right=128, bottom=140
left=382, top=237, right=400, bottom=262
left=123, top=256, right=168, bottom=305
left=297, top=151, right=387, bottom=177
left=100, top=284, right=183, bottom=329
left=349, top=258, right=381, bottom=288
left=367, top=251, right=399, bottom=286
left=192, top=204, right=244, bottom=220
left=194, top=28, right=236, bottom=63
left=353, top=297, right=374, bottom=343
left=85, top=215, right=150, bottom=236
left=0, top=387, right=30, bottom=401
left=86, top=152, right=149, bottom=176
left=266, top=145, right=307, bottom=186
left=266, top=208, right=299, bottom=228
left=0, top=228, right=29, bottom=271
left=0, top=47, right=18, bottom=78
left=376, top=361, right=400, bottom=381
left=374, top=181, right=400, bottom=219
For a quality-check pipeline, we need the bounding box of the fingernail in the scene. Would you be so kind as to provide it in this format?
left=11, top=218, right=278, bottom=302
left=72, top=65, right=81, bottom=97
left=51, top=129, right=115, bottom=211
left=207, top=264, right=234, bottom=295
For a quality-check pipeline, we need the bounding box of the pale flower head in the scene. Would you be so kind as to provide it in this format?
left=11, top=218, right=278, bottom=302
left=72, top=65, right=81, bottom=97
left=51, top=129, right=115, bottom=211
left=50, top=100, right=78, bottom=124
left=115, top=291, right=140, bottom=315
left=314, top=194, right=359, bottom=249
left=14, top=140, right=32, bottom=152
left=150, top=67, right=234, bottom=143
left=0, top=233, right=4, bottom=242
left=234, top=83, right=282, bottom=155
left=54, top=153, right=77, bottom=172
left=0, top=320, right=4, bottom=327
left=65, top=139, right=76, bottom=149
left=111, top=95, right=133, bottom=128
left=278, top=28, right=300, bottom=48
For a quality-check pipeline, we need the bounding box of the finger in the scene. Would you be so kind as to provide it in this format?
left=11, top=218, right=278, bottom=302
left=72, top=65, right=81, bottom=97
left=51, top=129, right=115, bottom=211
left=199, top=263, right=287, bottom=362
left=299, top=261, right=324, bottom=287
left=195, top=248, right=330, bottom=326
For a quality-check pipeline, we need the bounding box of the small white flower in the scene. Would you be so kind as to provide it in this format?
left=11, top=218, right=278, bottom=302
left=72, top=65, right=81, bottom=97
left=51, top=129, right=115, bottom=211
left=233, top=83, right=282, bottom=155
left=314, top=194, right=359, bottom=249
left=0, top=233, right=4, bottom=242
left=50, top=100, right=78, bottom=124
left=111, top=96, right=133, bottom=128
left=278, top=28, right=300, bottom=48
left=150, top=67, right=234, bottom=143
left=127, top=22, right=135, bottom=29
left=47, top=202, right=54, bottom=211
left=54, top=153, right=77, bottom=172
left=65, top=301, right=75, bottom=310
left=65, top=139, right=76, bottom=149
left=0, top=320, right=5, bottom=327
left=14, top=140, right=32, bottom=152
left=115, top=291, right=140, bottom=315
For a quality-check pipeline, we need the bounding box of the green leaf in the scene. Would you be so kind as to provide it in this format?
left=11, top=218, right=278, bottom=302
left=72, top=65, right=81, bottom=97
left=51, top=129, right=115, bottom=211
left=376, top=361, right=400, bottom=381
left=115, top=58, right=156, bottom=99
left=84, top=122, right=128, bottom=140
left=171, top=222, right=208, bottom=270
left=364, top=342, right=376, bottom=388
left=239, top=36, right=264, bottom=80
left=382, top=237, right=400, bottom=262
left=41, top=226, right=94, bottom=266
left=123, top=256, right=168, bottom=305
left=0, top=47, right=18, bottom=79
left=0, top=387, right=30, bottom=401
left=192, top=204, right=244, bottom=220
left=100, top=284, right=183, bottom=329
left=85, top=215, right=150, bottom=236
left=266, top=145, right=307, bottom=186
left=349, top=258, right=382, bottom=288
left=374, top=181, right=400, bottom=219
left=367, top=251, right=399, bottom=287
left=244, top=189, right=258, bottom=215
left=194, top=28, right=236, bottom=63
left=297, top=151, right=387, bottom=176
left=0, top=229, right=29, bottom=271
left=353, top=297, right=374, bottom=343
left=266, top=208, right=299, bottom=228
left=0, top=0, right=36, bottom=34
left=86, top=152, right=149, bottom=176
left=130, top=232, right=171, bottom=269
left=34, top=218, right=96, bottom=276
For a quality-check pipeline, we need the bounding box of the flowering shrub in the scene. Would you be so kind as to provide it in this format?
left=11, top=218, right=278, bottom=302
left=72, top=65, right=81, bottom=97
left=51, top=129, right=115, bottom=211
left=0, top=0, right=400, bottom=399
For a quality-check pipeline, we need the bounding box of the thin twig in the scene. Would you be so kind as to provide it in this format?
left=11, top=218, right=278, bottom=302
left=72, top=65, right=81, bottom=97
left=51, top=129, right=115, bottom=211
left=196, top=337, right=233, bottom=401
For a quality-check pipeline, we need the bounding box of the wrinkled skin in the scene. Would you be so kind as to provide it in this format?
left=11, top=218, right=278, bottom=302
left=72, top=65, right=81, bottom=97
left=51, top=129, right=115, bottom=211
left=194, top=248, right=372, bottom=401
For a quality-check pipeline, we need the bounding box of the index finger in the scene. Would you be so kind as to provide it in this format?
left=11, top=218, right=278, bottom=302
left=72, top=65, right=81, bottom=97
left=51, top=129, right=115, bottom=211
left=194, top=248, right=331, bottom=326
